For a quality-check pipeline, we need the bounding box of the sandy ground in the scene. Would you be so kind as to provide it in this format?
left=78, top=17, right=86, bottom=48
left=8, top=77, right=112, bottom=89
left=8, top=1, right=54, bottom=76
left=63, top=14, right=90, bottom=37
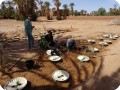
left=0, top=16, right=120, bottom=90
left=72, top=40, right=120, bottom=90
left=0, top=16, right=120, bottom=38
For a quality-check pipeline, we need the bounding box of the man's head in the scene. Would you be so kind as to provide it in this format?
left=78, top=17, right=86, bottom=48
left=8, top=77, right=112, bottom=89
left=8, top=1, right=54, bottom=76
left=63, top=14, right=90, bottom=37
left=28, top=15, right=32, bottom=20
left=47, top=30, right=52, bottom=35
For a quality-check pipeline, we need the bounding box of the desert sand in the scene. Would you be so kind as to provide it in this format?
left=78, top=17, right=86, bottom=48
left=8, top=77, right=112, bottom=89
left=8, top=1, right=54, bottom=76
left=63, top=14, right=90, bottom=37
left=0, top=16, right=120, bottom=90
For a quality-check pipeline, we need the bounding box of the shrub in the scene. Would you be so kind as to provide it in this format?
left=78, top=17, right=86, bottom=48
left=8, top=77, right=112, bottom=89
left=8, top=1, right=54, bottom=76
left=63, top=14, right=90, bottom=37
left=56, top=16, right=62, bottom=20
left=38, top=38, right=48, bottom=49
left=15, top=13, right=24, bottom=20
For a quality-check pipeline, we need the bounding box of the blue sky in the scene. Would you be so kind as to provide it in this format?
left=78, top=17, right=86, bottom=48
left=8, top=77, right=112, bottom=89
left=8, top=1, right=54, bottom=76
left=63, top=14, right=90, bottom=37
left=1, top=0, right=120, bottom=13
left=46, top=0, right=120, bottom=12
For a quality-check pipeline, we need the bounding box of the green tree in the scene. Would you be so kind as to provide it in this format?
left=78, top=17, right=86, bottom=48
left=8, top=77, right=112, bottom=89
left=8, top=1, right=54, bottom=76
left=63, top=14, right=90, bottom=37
left=44, top=1, right=50, bottom=20
left=74, top=10, right=80, bottom=16
left=36, top=0, right=44, bottom=16
left=1, top=1, right=6, bottom=18
left=13, top=0, right=38, bottom=20
left=97, top=7, right=106, bottom=16
left=80, top=9, right=84, bottom=15
left=108, top=8, right=114, bottom=15
left=90, top=11, right=98, bottom=16
left=108, top=4, right=120, bottom=16
left=70, top=2, right=75, bottom=16
left=53, top=0, right=61, bottom=20
left=63, top=4, right=68, bottom=10
left=63, top=4, right=69, bottom=19
left=0, top=1, right=15, bottom=19
left=4, top=1, right=15, bottom=19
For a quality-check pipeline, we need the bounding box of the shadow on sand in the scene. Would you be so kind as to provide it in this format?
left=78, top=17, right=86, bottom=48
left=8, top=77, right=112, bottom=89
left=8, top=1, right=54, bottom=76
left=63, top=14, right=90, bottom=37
left=81, top=56, right=120, bottom=90
left=0, top=35, right=106, bottom=90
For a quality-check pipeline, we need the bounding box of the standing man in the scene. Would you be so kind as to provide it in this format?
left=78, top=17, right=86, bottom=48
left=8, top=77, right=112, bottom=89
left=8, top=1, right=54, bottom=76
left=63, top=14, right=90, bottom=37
left=24, top=15, right=34, bottom=49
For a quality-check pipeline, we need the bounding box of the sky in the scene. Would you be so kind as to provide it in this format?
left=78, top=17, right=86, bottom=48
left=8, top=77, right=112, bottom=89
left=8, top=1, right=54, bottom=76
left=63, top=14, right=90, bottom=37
left=0, top=0, right=120, bottom=13
left=47, top=0, right=120, bottom=12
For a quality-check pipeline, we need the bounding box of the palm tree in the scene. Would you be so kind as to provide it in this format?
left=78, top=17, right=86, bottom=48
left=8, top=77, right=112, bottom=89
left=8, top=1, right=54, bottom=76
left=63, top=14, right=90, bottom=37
left=52, top=7, right=56, bottom=10
left=5, top=1, right=14, bottom=8
left=63, top=4, right=68, bottom=19
left=1, top=1, right=6, bottom=9
left=80, top=9, right=84, bottom=15
left=13, top=0, right=25, bottom=16
left=53, top=0, right=61, bottom=20
left=44, top=1, right=50, bottom=20
left=108, top=4, right=120, bottom=16
left=36, top=0, right=43, bottom=10
left=63, top=4, right=68, bottom=10
left=113, top=4, right=119, bottom=15
left=5, top=1, right=15, bottom=19
left=70, top=2, right=75, bottom=16
left=36, top=0, right=44, bottom=16
left=13, top=0, right=37, bottom=20
left=114, top=4, right=117, bottom=10
left=80, top=9, right=87, bottom=15
left=1, top=1, right=6, bottom=18
left=91, top=11, right=98, bottom=16
left=97, top=8, right=106, bottom=16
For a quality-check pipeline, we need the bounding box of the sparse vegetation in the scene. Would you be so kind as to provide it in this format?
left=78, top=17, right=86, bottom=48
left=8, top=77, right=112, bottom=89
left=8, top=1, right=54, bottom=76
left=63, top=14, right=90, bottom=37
left=1, top=0, right=120, bottom=21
